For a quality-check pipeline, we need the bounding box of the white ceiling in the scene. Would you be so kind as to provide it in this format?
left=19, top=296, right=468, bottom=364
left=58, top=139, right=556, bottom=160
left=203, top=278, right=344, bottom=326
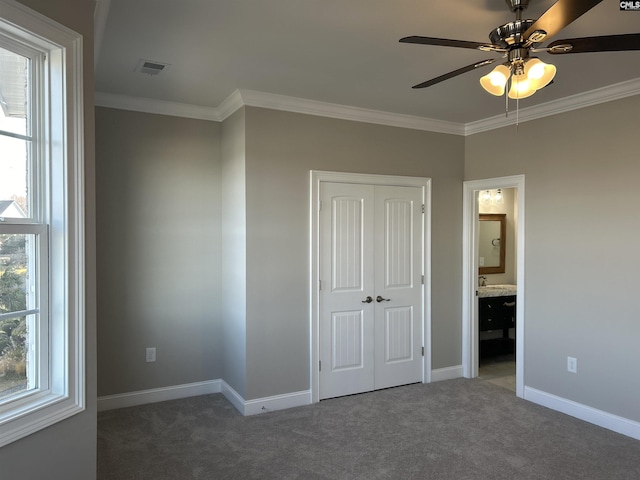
left=94, top=0, right=640, bottom=128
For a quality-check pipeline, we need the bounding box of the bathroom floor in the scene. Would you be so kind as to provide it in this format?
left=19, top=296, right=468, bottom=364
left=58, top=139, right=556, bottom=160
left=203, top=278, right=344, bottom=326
left=478, top=353, right=515, bottom=392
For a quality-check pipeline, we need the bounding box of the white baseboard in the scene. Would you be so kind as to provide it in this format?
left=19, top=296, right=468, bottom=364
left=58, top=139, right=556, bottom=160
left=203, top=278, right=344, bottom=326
left=244, top=389, right=312, bottom=416
left=524, top=386, right=640, bottom=441
left=220, top=380, right=246, bottom=414
left=98, top=378, right=312, bottom=416
left=97, top=379, right=221, bottom=412
left=431, top=365, right=463, bottom=382
left=221, top=380, right=312, bottom=416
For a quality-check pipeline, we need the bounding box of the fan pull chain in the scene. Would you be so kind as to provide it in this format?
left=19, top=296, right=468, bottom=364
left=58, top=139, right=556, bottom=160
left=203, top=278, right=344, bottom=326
left=505, top=86, right=508, bottom=118
left=504, top=77, right=509, bottom=118
left=503, top=77, right=519, bottom=131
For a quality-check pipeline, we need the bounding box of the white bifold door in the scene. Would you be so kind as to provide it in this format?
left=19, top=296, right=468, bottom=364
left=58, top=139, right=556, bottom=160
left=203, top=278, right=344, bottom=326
left=319, top=182, right=424, bottom=400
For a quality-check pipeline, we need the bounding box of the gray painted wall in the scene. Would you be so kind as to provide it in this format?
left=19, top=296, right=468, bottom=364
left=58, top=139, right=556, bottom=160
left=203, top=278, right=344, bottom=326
left=96, top=108, right=223, bottom=395
left=465, top=95, right=640, bottom=422
left=94, top=105, right=465, bottom=402
left=243, top=107, right=465, bottom=399
left=0, top=0, right=97, bottom=479
left=221, top=108, right=248, bottom=397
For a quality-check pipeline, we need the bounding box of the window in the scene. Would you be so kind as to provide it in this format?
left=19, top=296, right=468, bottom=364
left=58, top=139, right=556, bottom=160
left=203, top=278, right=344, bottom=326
left=0, top=0, right=84, bottom=447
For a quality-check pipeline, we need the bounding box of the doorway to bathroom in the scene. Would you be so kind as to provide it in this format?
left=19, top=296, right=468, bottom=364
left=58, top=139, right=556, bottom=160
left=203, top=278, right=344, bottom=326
left=462, top=175, right=525, bottom=398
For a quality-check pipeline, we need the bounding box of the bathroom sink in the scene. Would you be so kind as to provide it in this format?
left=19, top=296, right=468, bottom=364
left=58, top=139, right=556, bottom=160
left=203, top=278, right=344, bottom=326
left=478, top=284, right=517, bottom=297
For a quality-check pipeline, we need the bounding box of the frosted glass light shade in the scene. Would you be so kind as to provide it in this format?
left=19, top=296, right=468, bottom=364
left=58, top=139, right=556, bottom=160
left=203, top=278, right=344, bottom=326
left=480, top=65, right=511, bottom=96
left=525, top=58, right=556, bottom=90
left=508, top=74, right=536, bottom=99
left=493, top=189, right=504, bottom=205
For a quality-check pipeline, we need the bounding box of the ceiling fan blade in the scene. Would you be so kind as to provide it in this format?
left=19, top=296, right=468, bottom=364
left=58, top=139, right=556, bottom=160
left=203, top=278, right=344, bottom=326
left=547, top=33, right=640, bottom=54
left=411, top=59, right=496, bottom=89
left=400, top=36, right=504, bottom=52
left=524, top=0, right=604, bottom=43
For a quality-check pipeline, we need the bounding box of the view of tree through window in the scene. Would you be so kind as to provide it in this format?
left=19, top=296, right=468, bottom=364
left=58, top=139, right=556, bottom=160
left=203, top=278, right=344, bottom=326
left=0, top=235, right=29, bottom=399
left=0, top=45, right=32, bottom=400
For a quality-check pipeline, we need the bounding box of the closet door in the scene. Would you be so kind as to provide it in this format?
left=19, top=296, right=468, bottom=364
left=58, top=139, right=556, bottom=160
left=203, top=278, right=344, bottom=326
left=319, top=182, right=423, bottom=400
left=373, top=185, right=423, bottom=390
left=319, top=182, right=375, bottom=399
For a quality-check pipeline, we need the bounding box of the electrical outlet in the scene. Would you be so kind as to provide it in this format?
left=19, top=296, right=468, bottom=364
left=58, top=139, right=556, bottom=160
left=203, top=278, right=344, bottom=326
left=146, top=347, right=156, bottom=363
left=567, top=356, right=577, bottom=373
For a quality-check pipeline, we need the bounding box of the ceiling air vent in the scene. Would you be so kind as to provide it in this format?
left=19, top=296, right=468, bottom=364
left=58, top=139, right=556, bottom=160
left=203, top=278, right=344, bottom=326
left=135, top=59, right=171, bottom=76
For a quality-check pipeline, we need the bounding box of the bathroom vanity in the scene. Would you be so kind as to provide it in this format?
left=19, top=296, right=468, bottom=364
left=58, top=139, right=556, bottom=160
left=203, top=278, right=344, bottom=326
left=478, top=285, right=516, bottom=358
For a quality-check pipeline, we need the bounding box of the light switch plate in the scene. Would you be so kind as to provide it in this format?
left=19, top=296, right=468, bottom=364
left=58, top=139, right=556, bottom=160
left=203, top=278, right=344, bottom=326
left=146, top=347, right=156, bottom=363
left=567, top=356, right=577, bottom=373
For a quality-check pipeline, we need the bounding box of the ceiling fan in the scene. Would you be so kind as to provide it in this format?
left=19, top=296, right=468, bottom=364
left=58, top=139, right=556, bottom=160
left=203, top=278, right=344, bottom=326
left=400, top=0, right=640, bottom=99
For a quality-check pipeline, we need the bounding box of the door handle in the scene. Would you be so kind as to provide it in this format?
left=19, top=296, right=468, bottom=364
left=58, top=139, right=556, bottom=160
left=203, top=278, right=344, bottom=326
left=376, top=296, right=390, bottom=303
left=361, top=296, right=373, bottom=304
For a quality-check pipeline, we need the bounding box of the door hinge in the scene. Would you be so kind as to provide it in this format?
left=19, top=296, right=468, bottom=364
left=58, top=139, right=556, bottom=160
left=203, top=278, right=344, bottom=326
left=421, top=275, right=424, bottom=285
left=422, top=346, right=424, bottom=357
left=319, top=360, right=322, bottom=372
left=318, top=200, right=323, bottom=211
left=422, top=204, right=425, bottom=214
left=319, top=280, right=322, bottom=291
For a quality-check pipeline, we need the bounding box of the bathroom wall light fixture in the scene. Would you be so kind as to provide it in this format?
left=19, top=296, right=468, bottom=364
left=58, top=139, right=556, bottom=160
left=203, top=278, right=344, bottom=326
left=494, top=188, right=504, bottom=205
left=481, top=190, right=493, bottom=206
left=480, top=189, right=504, bottom=206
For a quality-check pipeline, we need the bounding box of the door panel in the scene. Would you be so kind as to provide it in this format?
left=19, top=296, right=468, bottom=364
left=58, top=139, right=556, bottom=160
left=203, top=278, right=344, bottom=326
left=331, top=310, right=365, bottom=371
left=320, top=183, right=374, bottom=399
left=319, top=182, right=423, bottom=399
left=384, top=306, right=413, bottom=363
left=374, top=185, right=423, bottom=390
left=331, top=196, right=365, bottom=292
left=383, top=197, right=413, bottom=288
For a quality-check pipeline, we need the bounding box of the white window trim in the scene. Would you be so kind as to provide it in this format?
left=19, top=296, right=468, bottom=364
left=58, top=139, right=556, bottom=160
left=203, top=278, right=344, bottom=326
left=0, top=0, right=85, bottom=447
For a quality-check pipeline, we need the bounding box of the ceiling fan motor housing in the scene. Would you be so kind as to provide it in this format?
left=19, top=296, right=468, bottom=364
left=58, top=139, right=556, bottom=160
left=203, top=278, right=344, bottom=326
left=489, top=19, right=535, bottom=48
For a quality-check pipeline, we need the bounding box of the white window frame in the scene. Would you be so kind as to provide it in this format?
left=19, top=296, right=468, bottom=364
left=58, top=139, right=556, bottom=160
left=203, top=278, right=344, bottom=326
left=0, top=0, right=85, bottom=447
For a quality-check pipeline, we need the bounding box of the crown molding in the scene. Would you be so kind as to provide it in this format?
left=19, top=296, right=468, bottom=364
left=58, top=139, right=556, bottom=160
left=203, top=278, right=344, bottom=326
left=465, top=77, right=640, bottom=135
left=216, top=89, right=244, bottom=121
left=95, top=77, right=640, bottom=135
left=94, top=92, right=222, bottom=121
left=234, top=89, right=465, bottom=135
left=95, top=88, right=465, bottom=134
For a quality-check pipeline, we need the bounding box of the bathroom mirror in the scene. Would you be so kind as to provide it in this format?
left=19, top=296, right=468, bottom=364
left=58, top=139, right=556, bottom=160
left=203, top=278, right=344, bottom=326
left=479, top=213, right=506, bottom=275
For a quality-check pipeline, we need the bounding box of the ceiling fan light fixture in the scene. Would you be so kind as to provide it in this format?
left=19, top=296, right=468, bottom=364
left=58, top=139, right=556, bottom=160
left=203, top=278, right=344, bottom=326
left=524, top=58, right=556, bottom=90
left=480, top=64, right=511, bottom=96
left=508, top=74, right=536, bottom=99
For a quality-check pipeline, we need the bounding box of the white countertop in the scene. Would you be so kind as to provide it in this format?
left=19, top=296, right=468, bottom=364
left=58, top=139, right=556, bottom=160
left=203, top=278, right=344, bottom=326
left=478, top=284, right=517, bottom=298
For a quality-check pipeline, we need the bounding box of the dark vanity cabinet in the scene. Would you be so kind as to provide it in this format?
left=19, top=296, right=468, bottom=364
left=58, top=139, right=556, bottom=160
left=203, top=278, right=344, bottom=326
left=479, top=295, right=516, bottom=358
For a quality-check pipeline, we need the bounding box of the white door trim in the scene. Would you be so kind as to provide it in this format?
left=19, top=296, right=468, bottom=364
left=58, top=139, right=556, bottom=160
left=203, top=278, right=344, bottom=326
left=310, top=171, right=432, bottom=403
left=462, top=175, right=525, bottom=398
